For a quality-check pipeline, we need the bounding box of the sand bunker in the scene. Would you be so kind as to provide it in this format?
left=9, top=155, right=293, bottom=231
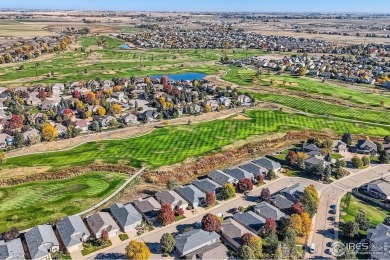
left=233, top=115, right=252, bottom=120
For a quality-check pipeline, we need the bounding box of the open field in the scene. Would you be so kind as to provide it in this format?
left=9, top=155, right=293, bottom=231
left=252, top=93, right=390, bottom=125
left=0, top=171, right=127, bottom=232
left=340, top=192, right=387, bottom=227
left=5, top=110, right=390, bottom=170
left=0, top=20, right=55, bottom=38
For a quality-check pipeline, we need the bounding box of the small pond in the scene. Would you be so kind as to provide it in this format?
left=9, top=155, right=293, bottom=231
left=150, top=72, right=207, bottom=81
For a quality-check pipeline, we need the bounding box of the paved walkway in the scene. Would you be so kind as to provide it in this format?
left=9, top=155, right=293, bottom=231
left=76, top=167, right=145, bottom=216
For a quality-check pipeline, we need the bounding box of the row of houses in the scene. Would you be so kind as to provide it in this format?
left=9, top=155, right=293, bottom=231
left=173, top=182, right=306, bottom=258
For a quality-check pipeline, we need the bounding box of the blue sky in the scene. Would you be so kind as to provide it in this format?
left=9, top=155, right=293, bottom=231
left=1, top=0, right=389, bottom=13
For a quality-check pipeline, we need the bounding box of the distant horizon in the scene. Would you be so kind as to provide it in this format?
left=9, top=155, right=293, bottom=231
left=1, top=0, right=390, bottom=13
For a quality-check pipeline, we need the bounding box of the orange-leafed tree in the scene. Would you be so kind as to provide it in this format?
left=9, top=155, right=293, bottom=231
left=111, top=103, right=122, bottom=114
left=125, top=240, right=151, bottom=260
left=96, top=106, right=106, bottom=117
left=300, top=212, right=312, bottom=237
left=85, top=92, right=96, bottom=105
left=289, top=214, right=303, bottom=235
left=41, top=123, right=58, bottom=141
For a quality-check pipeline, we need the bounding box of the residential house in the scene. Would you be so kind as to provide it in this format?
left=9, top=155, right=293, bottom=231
left=279, top=183, right=305, bottom=203
left=238, top=162, right=267, bottom=178
left=252, top=157, right=281, bottom=172
left=56, top=215, right=90, bottom=252
left=220, top=218, right=256, bottom=252
left=362, top=179, right=390, bottom=201
left=184, top=242, right=229, bottom=260
left=304, top=155, right=330, bottom=171
left=23, top=129, right=41, bottom=144
left=0, top=134, right=13, bottom=148
left=55, top=124, right=68, bottom=137
left=132, top=197, right=161, bottom=222
left=175, top=229, right=220, bottom=257
left=100, top=115, right=116, bottom=128
left=109, top=203, right=143, bottom=233
left=120, top=114, right=139, bottom=125
left=192, top=179, right=222, bottom=195
left=270, top=194, right=294, bottom=213
left=0, top=239, right=25, bottom=260
left=176, top=185, right=206, bottom=208
left=354, top=139, right=378, bottom=154
left=138, top=110, right=160, bottom=123
left=233, top=211, right=266, bottom=234
left=302, top=143, right=321, bottom=156
left=367, top=223, right=390, bottom=259
left=207, top=170, right=237, bottom=186
left=85, top=212, right=120, bottom=239
left=333, top=140, right=348, bottom=153
left=26, top=93, right=42, bottom=106
left=254, top=201, right=287, bottom=221
left=74, top=120, right=89, bottom=132
left=218, top=97, right=231, bottom=107
left=154, top=190, right=189, bottom=210
left=224, top=167, right=254, bottom=181
left=25, top=225, right=60, bottom=260
left=237, top=95, right=252, bottom=106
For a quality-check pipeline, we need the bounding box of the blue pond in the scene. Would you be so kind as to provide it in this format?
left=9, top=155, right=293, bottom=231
left=150, top=72, right=207, bottom=81
left=120, top=44, right=131, bottom=50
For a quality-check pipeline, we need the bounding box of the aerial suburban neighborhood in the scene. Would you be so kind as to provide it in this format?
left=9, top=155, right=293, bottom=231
left=0, top=1, right=389, bottom=260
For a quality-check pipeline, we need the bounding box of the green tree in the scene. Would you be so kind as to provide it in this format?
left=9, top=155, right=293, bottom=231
left=337, top=248, right=358, bottom=260
left=379, top=151, right=389, bottom=164
left=342, top=221, right=360, bottom=238
left=240, top=245, right=255, bottom=260
left=355, top=210, right=370, bottom=231
left=13, top=131, right=25, bottom=147
left=166, top=178, right=179, bottom=190
left=351, top=155, right=363, bottom=169
left=264, top=231, right=279, bottom=255
left=266, top=169, right=276, bottom=180
left=300, top=185, right=319, bottom=217
left=323, top=165, right=332, bottom=181
left=221, top=183, right=236, bottom=199
left=160, top=233, right=175, bottom=255
left=342, top=132, right=352, bottom=146
left=362, top=155, right=370, bottom=167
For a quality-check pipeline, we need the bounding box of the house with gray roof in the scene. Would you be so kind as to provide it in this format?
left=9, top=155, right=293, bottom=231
left=270, top=194, right=294, bottom=213
left=254, top=201, right=287, bottom=221
left=224, top=167, right=254, bottom=181
left=367, top=223, right=390, bottom=259
left=221, top=218, right=256, bottom=252
left=304, top=155, right=330, bottom=172
left=333, top=140, right=348, bottom=153
left=207, top=170, right=237, bottom=186
left=192, top=179, right=222, bottom=195
left=154, top=190, right=188, bottom=210
left=362, top=179, right=390, bottom=201
left=56, top=215, right=90, bottom=252
left=176, top=185, right=206, bottom=208
left=354, top=139, right=378, bottom=154
left=184, top=242, right=229, bottom=260
left=280, top=183, right=305, bottom=203
left=25, top=225, right=59, bottom=260
left=175, top=229, right=219, bottom=257
left=132, top=197, right=161, bottom=222
left=302, top=143, right=321, bottom=156
left=252, top=157, right=281, bottom=172
left=0, top=239, right=25, bottom=260
left=233, top=211, right=266, bottom=234
left=109, top=203, right=143, bottom=233
left=238, top=162, right=267, bottom=177
left=86, top=212, right=120, bottom=239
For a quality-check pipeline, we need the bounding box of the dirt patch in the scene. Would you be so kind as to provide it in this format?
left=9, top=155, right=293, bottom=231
left=286, top=82, right=299, bottom=87
left=0, top=166, right=51, bottom=180
left=233, top=114, right=252, bottom=120
left=274, top=80, right=283, bottom=84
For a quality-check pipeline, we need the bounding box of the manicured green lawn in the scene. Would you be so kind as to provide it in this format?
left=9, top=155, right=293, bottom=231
left=222, top=66, right=257, bottom=85
left=252, top=93, right=390, bottom=124
left=5, top=110, right=390, bottom=170
left=81, top=240, right=112, bottom=256
left=0, top=172, right=127, bottom=232
left=340, top=192, right=387, bottom=227
left=257, top=75, right=390, bottom=108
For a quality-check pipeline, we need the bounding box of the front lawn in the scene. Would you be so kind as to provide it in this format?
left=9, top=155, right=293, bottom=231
left=81, top=240, right=112, bottom=256
left=119, top=233, right=129, bottom=241
left=0, top=172, right=127, bottom=232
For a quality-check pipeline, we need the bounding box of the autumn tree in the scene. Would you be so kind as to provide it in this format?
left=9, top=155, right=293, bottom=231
left=291, top=202, right=305, bottom=215
left=351, top=155, right=363, bottom=169
left=259, top=188, right=271, bottom=202
left=300, top=185, right=319, bottom=217
left=240, top=245, right=255, bottom=260
left=113, top=85, right=122, bottom=92
left=9, top=114, right=23, bottom=129
left=111, top=103, right=122, bottom=114
left=85, top=91, right=96, bottom=104
left=125, top=240, right=151, bottom=260
left=201, top=213, right=221, bottom=232
left=0, top=151, right=7, bottom=164
left=289, top=214, right=303, bottom=235
left=160, top=233, right=175, bottom=255
left=255, top=174, right=265, bottom=184
left=100, top=229, right=109, bottom=245
left=296, top=152, right=308, bottom=168
left=41, top=123, right=58, bottom=141
left=260, top=218, right=277, bottom=238
left=241, top=233, right=262, bottom=259
left=157, top=203, right=175, bottom=226
left=96, top=106, right=106, bottom=117
left=286, top=150, right=297, bottom=165
left=205, top=192, right=216, bottom=206
left=236, top=178, right=253, bottom=193
left=300, top=212, right=312, bottom=237
left=221, top=183, right=236, bottom=199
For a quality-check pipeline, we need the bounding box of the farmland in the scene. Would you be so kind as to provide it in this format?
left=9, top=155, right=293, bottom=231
left=0, top=171, right=128, bottom=232
left=5, top=110, right=390, bottom=171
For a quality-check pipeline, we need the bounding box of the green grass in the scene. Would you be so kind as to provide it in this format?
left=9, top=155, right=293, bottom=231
left=258, top=75, right=390, bottom=108
left=81, top=240, right=112, bottom=256
left=340, top=192, right=387, bottom=227
left=222, top=66, right=257, bottom=85
left=0, top=172, right=127, bottom=232
left=119, top=233, right=129, bottom=241
left=5, top=110, right=390, bottom=171
left=252, top=93, right=390, bottom=125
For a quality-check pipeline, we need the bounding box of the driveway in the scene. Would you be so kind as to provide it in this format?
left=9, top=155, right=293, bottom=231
left=307, top=164, right=390, bottom=259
